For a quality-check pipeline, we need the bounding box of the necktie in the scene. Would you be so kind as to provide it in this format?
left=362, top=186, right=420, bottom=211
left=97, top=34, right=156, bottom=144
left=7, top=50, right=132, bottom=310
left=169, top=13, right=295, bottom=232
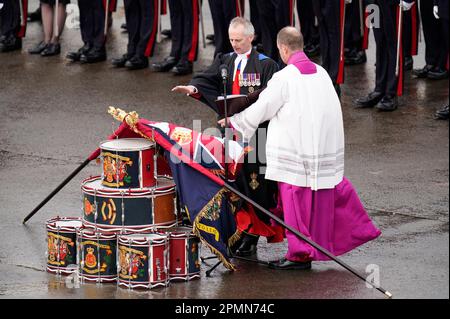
left=232, top=60, right=242, bottom=95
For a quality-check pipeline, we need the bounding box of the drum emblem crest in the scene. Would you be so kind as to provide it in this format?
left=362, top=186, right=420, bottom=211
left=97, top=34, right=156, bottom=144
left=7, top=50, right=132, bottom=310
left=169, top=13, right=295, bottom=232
left=85, top=247, right=97, bottom=268
left=47, top=234, right=74, bottom=266
left=119, top=247, right=147, bottom=279
left=102, top=153, right=133, bottom=187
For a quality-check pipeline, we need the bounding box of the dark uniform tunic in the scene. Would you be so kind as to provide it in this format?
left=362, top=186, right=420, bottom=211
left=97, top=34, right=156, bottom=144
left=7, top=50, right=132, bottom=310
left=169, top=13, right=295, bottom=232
left=207, top=0, right=240, bottom=57
left=78, top=0, right=116, bottom=50
left=124, top=0, right=159, bottom=58
left=0, top=0, right=28, bottom=39
left=371, top=0, right=414, bottom=96
left=189, top=49, right=279, bottom=224
left=168, top=0, right=199, bottom=63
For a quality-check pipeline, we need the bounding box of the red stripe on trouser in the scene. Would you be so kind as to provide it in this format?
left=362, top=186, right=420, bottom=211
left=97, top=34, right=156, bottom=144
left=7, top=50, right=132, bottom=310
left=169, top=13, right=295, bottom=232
left=161, top=0, right=167, bottom=15
left=17, top=0, right=28, bottom=38
left=235, top=0, right=241, bottom=17
left=145, top=0, right=159, bottom=57
left=336, top=0, right=345, bottom=84
left=102, top=0, right=115, bottom=12
left=188, top=0, right=199, bottom=62
left=290, top=0, right=294, bottom=26
left=396, top=6, right=404, bottom=97
left=410, top=3, right=418, bottom=56
left=362, top=11, right=370, bottom=50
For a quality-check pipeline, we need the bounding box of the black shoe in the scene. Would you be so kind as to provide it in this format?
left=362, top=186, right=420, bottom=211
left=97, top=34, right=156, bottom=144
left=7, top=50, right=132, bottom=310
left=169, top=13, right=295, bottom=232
left=376, top=95, right=398, bottom=112
left=268, top=258, right=312, bottom=270
left=206, top=34, right=215, bottom=42
left=80, top=47, right=107, bottom=64
left=28, top=41, right=48, bottom=54
left=435, top=105, right=449, bottom=120
left=427, top=68, right=449, bottom=80
left=355, top=91, right=384, bottom=108
left=40, top=43, right=60, bottom=56
left=0, top=35, right=22, bottom=52
left=404, top=56, right=413, bottom=71
left=28, top=8, right=42, bottom=22
left=120, top=23, right=127, bottom=31
left=125, top=56, right=149, bottom=70
left=151, top=56, right=178, bottom=72
left=171, top=61, right=193, bottom=75
left=345, top=51, right=367, bottom=65
left=66, top=44, right=91, bottom=62
left=112, top=53, right=132, bottom=68
left=161, top=29, right=172, bottom=38
left=234, top=235, right=258, bottom=257
left=412, top=64, right=434, bottom=78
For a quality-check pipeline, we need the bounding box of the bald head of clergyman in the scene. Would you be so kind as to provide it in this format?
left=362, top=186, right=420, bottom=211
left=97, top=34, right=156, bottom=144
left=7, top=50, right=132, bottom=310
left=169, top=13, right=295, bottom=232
left=277, top=27, right=304, bottom=65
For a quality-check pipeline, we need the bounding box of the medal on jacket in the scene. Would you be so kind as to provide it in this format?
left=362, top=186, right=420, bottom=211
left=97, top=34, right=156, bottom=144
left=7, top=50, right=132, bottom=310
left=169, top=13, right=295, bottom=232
left=251, top=73, right=256, bottom=87
left=256, top=73, right=261, bottom=86
left=239, top=73, right=243, bottom=87
left=249, top=172, right=259, bottom=190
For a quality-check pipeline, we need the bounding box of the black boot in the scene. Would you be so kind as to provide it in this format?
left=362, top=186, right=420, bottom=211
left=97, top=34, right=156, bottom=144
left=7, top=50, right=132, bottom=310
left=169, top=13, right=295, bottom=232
left=355, top=91, right=384, bottom=108
left=161, top=29, right=172, bottom=38
left=404, top=56, right=413, bottom=71
left=125, top=56, right=149, bottom=70
left=427, top=68, right=449, bottom=80
left=28, top=7, right=42, bottom=22
left=28, top=41, right=48, bottom=54
left=0, top=35, right=22, bottom=52
left=171, top=61, right=193, bottom=75
left=234, top=234, right=258, bottom=257
left=40, top=43, right=61, bottom=57
left=66, top=44, right=91, bottom=62
left=151, top=56, right=178, bottom=72
left=412, top=64, right=434, bottom=78
left=435, top=105, right=449, bottom=120
left=80, top=47, right=107, bottom=64
left=376, top=94, right=398, bottom=112
left=111, top=53, right=132, bottom=68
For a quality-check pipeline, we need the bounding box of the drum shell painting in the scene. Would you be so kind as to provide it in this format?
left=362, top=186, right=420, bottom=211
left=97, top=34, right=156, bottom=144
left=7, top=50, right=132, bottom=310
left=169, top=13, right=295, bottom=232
left=46, top=217, right=82, bottom=275
left=100, top=139, right=156, bottom=189
left=82, top=176, right=177, bottom=232
left=168, top=229, right=201, bottom=281
left=77, top=230, right=117, bottom=283
left=117, top=234, right=169, bottom=289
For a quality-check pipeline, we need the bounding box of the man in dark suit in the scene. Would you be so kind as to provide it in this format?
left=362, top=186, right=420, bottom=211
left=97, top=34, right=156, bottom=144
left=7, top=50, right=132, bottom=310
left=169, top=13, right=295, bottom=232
left=172, top=17, right=279, bottom=257
left=355, top=0, right=415, bottom=112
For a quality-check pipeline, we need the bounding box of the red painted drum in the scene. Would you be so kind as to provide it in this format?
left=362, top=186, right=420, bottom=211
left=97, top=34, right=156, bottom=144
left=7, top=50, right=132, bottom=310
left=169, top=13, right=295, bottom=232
left=77, top=228, right=117, bottom=283
left=81, top=176, right=179, bottom=233
left=117, top=233, right=169, bottom=289
left=100, top=138, right=156, bottom=189
left=168, top=227, right=201, bottom=281
left=46, top=217, right=82, bottom=275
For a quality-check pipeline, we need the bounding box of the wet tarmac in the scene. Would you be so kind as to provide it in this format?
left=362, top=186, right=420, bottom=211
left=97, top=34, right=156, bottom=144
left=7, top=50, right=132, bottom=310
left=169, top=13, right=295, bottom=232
left=0, top=0, right=448, bottom=299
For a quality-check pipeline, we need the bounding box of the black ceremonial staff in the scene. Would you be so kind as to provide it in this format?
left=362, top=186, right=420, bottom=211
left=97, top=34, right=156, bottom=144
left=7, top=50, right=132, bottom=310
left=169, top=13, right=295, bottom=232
left=22, top=124, right=129, bottom=224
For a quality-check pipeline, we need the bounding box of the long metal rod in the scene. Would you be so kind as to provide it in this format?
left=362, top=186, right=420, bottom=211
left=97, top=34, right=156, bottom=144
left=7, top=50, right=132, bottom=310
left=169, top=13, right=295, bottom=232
left=22, top=158, right=91, bottom=224
left=223, top=182, right=393, bottom=298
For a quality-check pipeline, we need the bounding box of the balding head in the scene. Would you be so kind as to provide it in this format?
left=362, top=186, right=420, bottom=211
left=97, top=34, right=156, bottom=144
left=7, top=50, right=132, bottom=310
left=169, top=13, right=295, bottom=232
left=277, top=27, right=304, bottom=63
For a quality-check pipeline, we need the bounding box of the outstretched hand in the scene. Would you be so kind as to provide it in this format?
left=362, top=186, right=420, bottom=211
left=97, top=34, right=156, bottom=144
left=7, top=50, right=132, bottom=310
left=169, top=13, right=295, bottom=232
left=171, top=85, right=197, bottom=96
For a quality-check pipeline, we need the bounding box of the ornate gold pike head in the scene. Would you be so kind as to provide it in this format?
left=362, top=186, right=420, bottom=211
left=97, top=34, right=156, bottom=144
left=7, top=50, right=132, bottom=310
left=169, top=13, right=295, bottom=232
left=108, top=106, right=140, bottom=130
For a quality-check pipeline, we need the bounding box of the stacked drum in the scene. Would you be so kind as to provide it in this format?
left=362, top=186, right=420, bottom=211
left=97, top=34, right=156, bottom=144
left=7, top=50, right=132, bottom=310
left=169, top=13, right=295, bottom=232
left=46, top=138, right=201, bottom=289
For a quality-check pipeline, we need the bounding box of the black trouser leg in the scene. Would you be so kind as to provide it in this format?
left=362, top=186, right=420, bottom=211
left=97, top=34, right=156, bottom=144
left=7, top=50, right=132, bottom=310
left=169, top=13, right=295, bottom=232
left=136, top=0, right=157, bottom=57
left=0, top=0, right=21, bottom=37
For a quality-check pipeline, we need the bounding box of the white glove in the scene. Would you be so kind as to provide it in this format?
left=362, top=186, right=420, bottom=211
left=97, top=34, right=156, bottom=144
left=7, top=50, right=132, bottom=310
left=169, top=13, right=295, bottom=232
left=433, top=5, right=440, bottom=19
left=345, top=0, right=352, bottom=4
left=400, top=1, right=415, bottom=11
left=0, top=3, right=4, bottom=10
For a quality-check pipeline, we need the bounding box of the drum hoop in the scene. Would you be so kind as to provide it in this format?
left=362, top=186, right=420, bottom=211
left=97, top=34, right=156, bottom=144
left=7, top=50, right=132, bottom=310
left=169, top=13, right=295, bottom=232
left=81, top=176, right=175, bottom=196
left=82, top=220, right=178, bottom=233
left=118, top=236, right=167, bottom=246
left=46, top=217, right=83, bottom=232
left=99, top=138, right=155, bottom=152
left=76, top=229, right=117, bottom=240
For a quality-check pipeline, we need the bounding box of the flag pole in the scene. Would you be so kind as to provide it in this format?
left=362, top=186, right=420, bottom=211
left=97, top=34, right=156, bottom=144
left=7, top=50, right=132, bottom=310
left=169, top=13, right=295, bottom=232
left=198, top=0, right=206, bottom=49
left=106, top=107, right=393, bottom=298
left=223, top=181, right=393, bottom=298
left=22, top=158, right=92, bottom=224
left=104, top=0, right=110, bottom=36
